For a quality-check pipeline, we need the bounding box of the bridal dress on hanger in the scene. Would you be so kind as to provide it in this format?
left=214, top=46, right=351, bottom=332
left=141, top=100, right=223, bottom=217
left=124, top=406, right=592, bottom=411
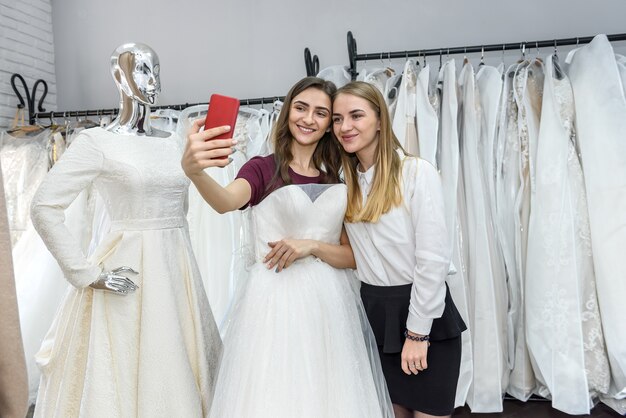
left=2, top=126, right=112, bottom=405
left=494, top=61, right=521, bottom=390
left=0, top=129, right=49, bottom=246
left=436, top=59, right=473, bottom=408
left=525, top=53, right=610, bottom=415
left=504, top=58, right=541, bottom=401
left=240, top=107, right=271, bottom=160
left=459, top=62, right=508, bottom=413
left=476, top=62, right=512, bottom=400
left=30, top=127, right=222, bottom=418
left=415, top=64, right=438, bottom=166
left=209, top=183, right=393, bottom=418
left=567, top=34, right=626, bottom=412
left=317, top=65, right=352, bottom=89
left=1, top=129, right=58, bottom=404
left=14, top=187, right=106, bottom=405
left=392, top=60, right=419, bottom=155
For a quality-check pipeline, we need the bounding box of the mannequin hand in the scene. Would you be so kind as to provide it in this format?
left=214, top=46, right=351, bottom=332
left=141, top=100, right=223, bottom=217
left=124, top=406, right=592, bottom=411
left=264, top=239, right=317, bottom=272
left=401, top=332, right=429, bottom=375
left=90, top=266, right=139, bottom=295
left=181, top=118, right=237, bottom=177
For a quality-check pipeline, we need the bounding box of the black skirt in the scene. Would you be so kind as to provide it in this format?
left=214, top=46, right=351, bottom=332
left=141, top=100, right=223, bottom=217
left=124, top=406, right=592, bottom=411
left=360, top=282, right=466, bottom=416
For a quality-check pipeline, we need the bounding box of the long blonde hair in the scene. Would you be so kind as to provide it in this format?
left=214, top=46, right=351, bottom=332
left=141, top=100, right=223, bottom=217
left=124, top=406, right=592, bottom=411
left=334, top=81, right=406, bottom=223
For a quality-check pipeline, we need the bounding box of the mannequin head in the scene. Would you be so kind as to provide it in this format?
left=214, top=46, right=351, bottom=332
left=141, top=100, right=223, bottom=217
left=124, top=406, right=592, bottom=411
left=106, top=42, right=169, bottom=137
left=110, top=43, right=161, bottom=105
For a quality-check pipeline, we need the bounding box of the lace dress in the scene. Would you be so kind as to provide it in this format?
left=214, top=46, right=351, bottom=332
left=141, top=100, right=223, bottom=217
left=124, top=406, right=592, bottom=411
left=30, top=127, right=222, bottom=418
left=525, top=53, right=610, bottom=415
left=567, top=34, right=626, bottom=412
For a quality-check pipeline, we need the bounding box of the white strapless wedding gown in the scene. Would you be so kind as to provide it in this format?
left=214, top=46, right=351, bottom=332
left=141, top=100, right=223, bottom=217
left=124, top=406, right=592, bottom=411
left=210, top=183, right=393, bottom=418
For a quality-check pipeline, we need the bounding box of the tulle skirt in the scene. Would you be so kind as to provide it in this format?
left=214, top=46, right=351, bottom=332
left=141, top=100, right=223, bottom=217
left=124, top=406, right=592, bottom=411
left=210, top=258, right=393, bottom=418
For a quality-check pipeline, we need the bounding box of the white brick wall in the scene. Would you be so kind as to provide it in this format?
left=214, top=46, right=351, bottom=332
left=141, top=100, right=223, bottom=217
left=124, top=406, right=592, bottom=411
left=0, top=0, right=56, bottom=130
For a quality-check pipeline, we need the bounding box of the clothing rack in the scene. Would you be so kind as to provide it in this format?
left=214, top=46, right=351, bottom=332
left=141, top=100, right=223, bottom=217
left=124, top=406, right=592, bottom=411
left=25, top=46, right=329, bottom=122
left=10, top=73, right=49, bottom=125
left=346, top=30, right=626, bottom=79
left=32, top=95, right=286, bottom=122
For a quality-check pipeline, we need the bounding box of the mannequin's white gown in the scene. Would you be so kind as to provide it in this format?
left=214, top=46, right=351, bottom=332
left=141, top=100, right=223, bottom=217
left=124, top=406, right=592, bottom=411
left=30, top=127, right=222, bottom=418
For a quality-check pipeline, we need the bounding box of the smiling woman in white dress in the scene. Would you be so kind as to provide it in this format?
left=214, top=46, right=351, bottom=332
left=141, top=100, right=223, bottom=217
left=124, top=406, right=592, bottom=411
left=182, top=76, right=392, bottom=418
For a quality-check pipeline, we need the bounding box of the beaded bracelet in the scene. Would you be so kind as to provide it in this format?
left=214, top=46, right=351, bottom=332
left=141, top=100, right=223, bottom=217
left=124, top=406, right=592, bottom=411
left=404, top=330, right=430, bottom=342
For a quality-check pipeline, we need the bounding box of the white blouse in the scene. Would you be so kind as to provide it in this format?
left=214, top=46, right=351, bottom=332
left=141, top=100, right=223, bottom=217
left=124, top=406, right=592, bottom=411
left=344, top=155, right=450, bottom=335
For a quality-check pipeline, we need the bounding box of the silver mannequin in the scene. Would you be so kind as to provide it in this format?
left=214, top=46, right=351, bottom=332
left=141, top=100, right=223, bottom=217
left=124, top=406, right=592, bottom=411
left=92, top=43, right=171, bottom=294
left=104, top=42, right=170, bottom=138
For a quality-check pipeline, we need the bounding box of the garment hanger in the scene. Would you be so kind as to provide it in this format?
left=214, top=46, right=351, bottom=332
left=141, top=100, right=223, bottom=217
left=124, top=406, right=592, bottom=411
left=385, top=52, right=395, bottom=76
left=511, top=42, right=530, bottom=79
left=387, top=52, right=408, bottom=100
left=479, top=46, right=485, bottom=67
left=534, top=41, right=543, bottom=64
left=34, top=110, right=46, bottom=129
left=77, top=111, right=91, bottom=128
left=517, top=42, right=527, bottom=64
left=552, top=40, right=565, bottom=80
left=526, top=41, right=543, bottom=78
left=500, top=43, right=512, bottom=80
left=379, top=53, right=392, bottom=74
left=51, top=112, right=66, bottom=132
left=7, top=108, right=43, bottom=136
left=414, top=51, right=421, bottom=70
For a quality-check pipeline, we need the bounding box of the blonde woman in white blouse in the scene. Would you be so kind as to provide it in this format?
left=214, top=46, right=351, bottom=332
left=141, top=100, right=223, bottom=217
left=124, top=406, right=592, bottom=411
left=331, top=81, right=466, bottom=418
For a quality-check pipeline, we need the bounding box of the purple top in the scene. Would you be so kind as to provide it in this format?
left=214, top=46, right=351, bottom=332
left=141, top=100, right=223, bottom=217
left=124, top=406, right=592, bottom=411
left=236, top=154, right=324, bottom=208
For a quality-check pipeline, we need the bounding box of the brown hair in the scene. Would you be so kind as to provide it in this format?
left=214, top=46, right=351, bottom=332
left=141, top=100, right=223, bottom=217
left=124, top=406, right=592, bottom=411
left=333, top=81, right=406, bottom=223
left=269, top=77, right=341, bottom=190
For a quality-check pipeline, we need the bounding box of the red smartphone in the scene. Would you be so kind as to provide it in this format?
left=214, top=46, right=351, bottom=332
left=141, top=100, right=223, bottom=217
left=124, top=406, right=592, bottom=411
left=204, top=94, right=240, bottom=158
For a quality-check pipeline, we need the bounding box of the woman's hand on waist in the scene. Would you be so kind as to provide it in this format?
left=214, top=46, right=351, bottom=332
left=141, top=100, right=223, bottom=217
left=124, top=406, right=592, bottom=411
left=264, top=239, right=316, bottom=272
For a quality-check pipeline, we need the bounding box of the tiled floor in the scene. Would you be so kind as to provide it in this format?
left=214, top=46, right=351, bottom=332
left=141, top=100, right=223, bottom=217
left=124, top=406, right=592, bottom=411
left=454, top=400, right=624, bottom=417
